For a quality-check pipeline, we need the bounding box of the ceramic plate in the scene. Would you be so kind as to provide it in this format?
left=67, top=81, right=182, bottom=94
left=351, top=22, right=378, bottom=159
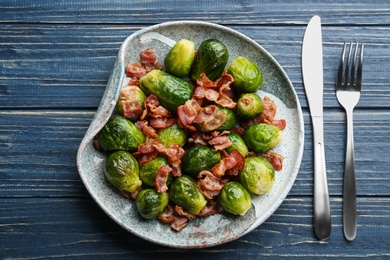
left=77, top=21, right=304, bottom=248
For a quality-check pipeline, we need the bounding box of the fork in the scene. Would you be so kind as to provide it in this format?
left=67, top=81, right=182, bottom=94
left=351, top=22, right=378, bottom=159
left=336, top=42, right=364, bottom=241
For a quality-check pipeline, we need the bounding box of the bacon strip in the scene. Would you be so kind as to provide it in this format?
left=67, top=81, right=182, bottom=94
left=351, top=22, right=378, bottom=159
left=198, top=200, right=224, bottom=217
left=262, top=151, right=284, bottom=171
left=197, top=170, right=227, bottom=199
left=155, top=165, right=172, bottom=193
left=211, top=150, right=245, bottom=177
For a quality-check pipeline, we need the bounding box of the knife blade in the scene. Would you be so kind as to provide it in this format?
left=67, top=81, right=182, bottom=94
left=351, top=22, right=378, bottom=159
left=302, top=15, right=331, bottom=239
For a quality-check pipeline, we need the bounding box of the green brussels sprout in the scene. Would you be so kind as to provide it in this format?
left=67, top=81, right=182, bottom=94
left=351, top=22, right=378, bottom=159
left=225, top=132, right=249, bottom=157
left=243, top=123, right=282, bottom=153
left=157, top=124, right=187, bottom=147
left=168, top=175, right=207, bottom=215
left=136, top=189, right=169, bottom=219
left=104, top=151, right=142, bottom=193
left=218, top=181, right=251, bottom=216
left=181, top=145, right=221, bottom=178
left=116, top=85, right=146, bottom=121
left=237, top=93, right=264, bottom=119
left=139, top=70, right=194, bottom=113
left=139, top=156, right=171, bottom=187
left=216, top=105, right=237, bottom=131
left=98, top=115, right=146, bottom=152
left=238, top=156, right=275, bottom=195
left=228, top=56, right=263, bottom=93
left=164, top=39, right=195, bottom=78
left=191, top=39, right=229, bottom=81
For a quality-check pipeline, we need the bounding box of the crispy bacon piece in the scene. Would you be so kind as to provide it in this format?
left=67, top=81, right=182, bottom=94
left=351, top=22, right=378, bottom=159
left=135, top=120, right=158, bottom=140
left=215, top=74, right=236, bottom=108
left=153, top=143, right=185, bottom=177
left=141, top=94, right=169, bottom=120
left=125, top=63, right=147, bottom=78
left=208, top=134, right=232, bottom=151
left=149, top=117, right=177, bottom=129
left=140, top=48, right=157, bottom=65
left=197, top=170, right=227, bottom=199
left=127, top=77, right=139, bottom=86
left=155, top=165, right=172, bottom=193
left=271, top=119, right=287, bottom=130
left=170, top=216, right=189, bottom=232
left=193, top=105, right=228, bottom=132
left=177, top=99, right=201, bottom=132
left=211, top=150, right=245, bottom=177
left=198, top=200, right=224, bottom=217
left=262, top=151, right=284, bottom=171
left=175, top=205, right=196, bottom=220
left=118, top=86, right=143, bottom=119
left=158, top=205, right=191, bottom=232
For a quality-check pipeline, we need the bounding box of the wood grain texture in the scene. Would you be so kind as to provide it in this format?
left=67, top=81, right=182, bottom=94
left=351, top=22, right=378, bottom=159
left=1, top=0, right=389, bottom=258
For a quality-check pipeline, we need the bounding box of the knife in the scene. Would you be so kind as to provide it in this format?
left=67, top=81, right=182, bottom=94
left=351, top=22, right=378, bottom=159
left=302, top=15, right=331, bottom=239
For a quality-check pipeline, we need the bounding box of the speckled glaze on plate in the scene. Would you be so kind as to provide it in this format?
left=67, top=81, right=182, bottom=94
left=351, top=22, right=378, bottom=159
left=76, top=21, right=304, bottom=248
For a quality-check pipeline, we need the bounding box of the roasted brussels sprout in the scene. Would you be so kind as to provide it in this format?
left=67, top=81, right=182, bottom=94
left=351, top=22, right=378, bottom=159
left=168, top=175, right=207, bottom=215
left=116, top=85, right=146, bottom=121
left=164, top=39, right=195, bottom=78
left=98, top=115, right=146, bottom=152
left=225, top=132, right=249, bottom=157
left=218, top=181, right=251, bottom=216
left=191, top=39, right=229, bottom=81
left=237, top=93, right=264, bottom=119
left=104, top=151, right=142, bottom=193
left=216, top=105, right=237, bottom=131
left=243, top=123, right=282, bottom=153
left=238, top=156, right=275, bottom=195
left=136, top=188, right=169, bottom=219
left=228, top=56, right=263, bottom=93
left=139, top=70, right=194, bottom=113
left=157, top=124, right=187, bottom=147
left=181, top=145, right=221, bottom=178
left=139, top=156, right=171, bottom=187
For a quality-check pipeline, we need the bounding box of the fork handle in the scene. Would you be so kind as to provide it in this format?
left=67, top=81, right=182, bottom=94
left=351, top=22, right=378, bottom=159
left=312, top=116, right=332, bottom=239
left=343, top=108, right=357, bottom=241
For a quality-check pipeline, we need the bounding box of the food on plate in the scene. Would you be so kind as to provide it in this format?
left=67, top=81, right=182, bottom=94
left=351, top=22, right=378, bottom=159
left=164, top=39, right=195, bottom=78
left=116, top=85, right=147, bottom=121
left=139, top=69, right=194, bottom=113
left=139, top=156, right=171, bottom=188
left=157, top=123, right=187, bottom=148
left=191, top=39, right=229, bottom=81
left=218, top=181, right=251, bottom=216
left=227, top=56, right=263, bottom=93
left=136, top=188, right=169, bottom=219
left=243, top=123, right=282, bottom=153
left=104, top=150, right=142, bottom=193
left=181, top=145, right=221, bottom=178
left=239, top=156, right=275, bottom=194
left=98, top=115, right=146, bottom=152
left=237, top=93, right=264, bottom=119
left=168, top=175, right=207, bottom=215
left=95, top=38, right=287, bottom=231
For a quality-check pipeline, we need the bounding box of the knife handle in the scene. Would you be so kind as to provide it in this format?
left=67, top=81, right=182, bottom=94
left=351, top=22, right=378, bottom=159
left=312, top=116, right=331, bottom=239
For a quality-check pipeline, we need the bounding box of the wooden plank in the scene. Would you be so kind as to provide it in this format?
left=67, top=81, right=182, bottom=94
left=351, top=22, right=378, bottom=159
left=0, top=25, right=389, bottom=109
left=1, top=109, right=389, bottom=197
left=0, top=0, right=389, bottom=25
left=0, top=197, right=389, bottom=258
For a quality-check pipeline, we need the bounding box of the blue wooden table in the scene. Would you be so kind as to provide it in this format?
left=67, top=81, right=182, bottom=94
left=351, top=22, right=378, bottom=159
left=1, top=1, right=389, bottom=258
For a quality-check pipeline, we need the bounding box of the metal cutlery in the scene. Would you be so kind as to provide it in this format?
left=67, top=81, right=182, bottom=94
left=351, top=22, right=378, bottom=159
left=302, top=15, right=332, bottom=240
left=336, top=42, right=364, bottom=241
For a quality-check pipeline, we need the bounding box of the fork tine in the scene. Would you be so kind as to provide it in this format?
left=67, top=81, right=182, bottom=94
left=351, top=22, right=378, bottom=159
left=356, top=43, right=364, bottom=88
left=337, top=42, right=346, bottom=87
left=350, top=42, right=359, bottom=86
left=345, top=42, right=353, bottom=85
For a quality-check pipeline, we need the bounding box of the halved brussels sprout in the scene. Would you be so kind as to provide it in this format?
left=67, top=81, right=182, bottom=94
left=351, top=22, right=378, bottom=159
left=216, top=105, right=237, bottom=131
left=238, top=156, right=275, bottom=195
left=243, top=123, right=282, bottom=153
left=225, top=132, right=249, bottom=157
left=157, top=124, right=187, bottom=147
left=168, top=175, right=207, bottom=215
left=136, top=188, right=169, bottom=219
left=104, top=151, right=142, bottom=193
left=139, top=156, right=170, bottom=187
left=164, top=39, right=195, bottom=78
left=139, top=70, right=194, bottom=113
left=181, top=145, right=221, bottom=178
left=98, top=115, right=146, bottom=152
left=116, top=85, right=146, bottom=121
left=218, top=181, right=251, bottom=216
left=191, top=39, right=229, bottom=81
left=237, top=93, right=264, bottom=119
left=228, top=56, right=263, bottom=93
